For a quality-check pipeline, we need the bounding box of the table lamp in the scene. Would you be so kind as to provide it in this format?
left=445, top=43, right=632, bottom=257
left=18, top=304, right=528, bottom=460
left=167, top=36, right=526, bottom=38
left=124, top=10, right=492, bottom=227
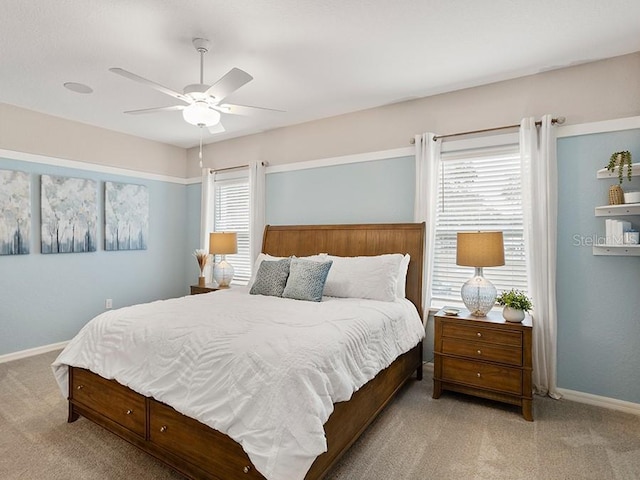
left=456, top=231, right=505, bottom=316
left=209, top=232, right=237, bottom=288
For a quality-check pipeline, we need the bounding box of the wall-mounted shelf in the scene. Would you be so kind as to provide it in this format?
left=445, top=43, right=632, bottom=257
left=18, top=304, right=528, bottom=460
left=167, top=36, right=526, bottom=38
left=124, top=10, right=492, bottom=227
left=596, top=163, right=640, bottom=179
left=593, top=245, right=640, bottom=256
left=595, top=204, right=640, bottom=216
left=594, top=160, right=639, bottom=256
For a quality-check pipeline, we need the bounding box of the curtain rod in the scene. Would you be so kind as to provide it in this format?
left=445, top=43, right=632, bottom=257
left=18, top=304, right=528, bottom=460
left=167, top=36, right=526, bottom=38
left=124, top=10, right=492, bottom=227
left=208, top=162, right=267, bottom=174
left=409, top=116, right=565, bottom=144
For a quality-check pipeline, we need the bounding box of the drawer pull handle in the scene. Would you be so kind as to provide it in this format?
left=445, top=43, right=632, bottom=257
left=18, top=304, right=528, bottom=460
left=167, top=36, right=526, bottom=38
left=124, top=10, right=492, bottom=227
left=477, top=350, right=482, bottom=355
left=76, top=385, right=84, bottom=390
left=477, top=373, right=481, bottom=378
left=160, top=425, right=168, bottom=433
left=476, top=332, right=482, bottom=337
left=243, top=466, right=252, bottom=474
left=126, top=409, right=133, bottom=415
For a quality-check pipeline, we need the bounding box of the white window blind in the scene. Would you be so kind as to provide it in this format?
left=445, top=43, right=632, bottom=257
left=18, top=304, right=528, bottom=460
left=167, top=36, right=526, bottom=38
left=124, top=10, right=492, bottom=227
left=214, top=171, right=251, bottom=285
left=431, top=144, right=528, bottom=306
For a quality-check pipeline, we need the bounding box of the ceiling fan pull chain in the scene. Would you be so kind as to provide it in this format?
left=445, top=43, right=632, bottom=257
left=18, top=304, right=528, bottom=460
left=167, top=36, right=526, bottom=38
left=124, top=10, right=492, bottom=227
left=199, top=127, right=204, bottom=168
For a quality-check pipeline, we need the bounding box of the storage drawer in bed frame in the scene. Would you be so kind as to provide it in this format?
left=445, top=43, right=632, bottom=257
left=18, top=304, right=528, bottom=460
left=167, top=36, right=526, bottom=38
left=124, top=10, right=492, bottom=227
left=67, top=342, right=422, bottom=480
left=68, top=367, right=264, bottom=480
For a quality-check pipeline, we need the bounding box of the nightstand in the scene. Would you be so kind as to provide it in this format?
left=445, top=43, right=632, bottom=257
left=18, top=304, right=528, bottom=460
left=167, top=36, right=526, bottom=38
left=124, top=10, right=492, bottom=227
left=190, top=284, right=220, bottom=295
left=433, top=308, right=533, bottom=421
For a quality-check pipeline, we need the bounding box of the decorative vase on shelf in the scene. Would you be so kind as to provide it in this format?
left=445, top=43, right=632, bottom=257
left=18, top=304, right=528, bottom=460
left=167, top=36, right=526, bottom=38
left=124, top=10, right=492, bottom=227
left=502, top=306, right=525, bottom=323
left=198, top=275, right=206, bottom=287
left=609, top=185, right=624, bottom=205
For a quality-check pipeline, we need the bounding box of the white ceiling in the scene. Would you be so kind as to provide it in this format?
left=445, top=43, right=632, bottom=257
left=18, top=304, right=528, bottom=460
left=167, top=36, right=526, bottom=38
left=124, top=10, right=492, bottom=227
left=2, top=0, right=640, bottom=149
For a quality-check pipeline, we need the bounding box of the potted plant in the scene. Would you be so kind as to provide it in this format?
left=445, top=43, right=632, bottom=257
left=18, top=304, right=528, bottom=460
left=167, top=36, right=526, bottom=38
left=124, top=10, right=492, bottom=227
left=606, top=151, right=633, bottom=205
left=496, top=289, right=532, bottom=323
left=606, top=151, right=633, bottom=184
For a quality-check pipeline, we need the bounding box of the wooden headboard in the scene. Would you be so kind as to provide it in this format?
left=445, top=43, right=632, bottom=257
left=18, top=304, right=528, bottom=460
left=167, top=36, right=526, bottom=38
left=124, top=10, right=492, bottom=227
left=262, top=223, right=425, bottom=318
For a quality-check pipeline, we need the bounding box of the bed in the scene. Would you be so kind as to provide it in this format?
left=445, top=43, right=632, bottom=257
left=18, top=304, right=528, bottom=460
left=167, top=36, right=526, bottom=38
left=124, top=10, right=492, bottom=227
left=53, top=222, right=425, bottom=480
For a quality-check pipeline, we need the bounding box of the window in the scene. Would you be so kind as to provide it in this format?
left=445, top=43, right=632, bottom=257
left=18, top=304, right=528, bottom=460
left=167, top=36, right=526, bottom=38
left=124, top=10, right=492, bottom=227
left=431, top=141, right=528, bottom=306
left=213, top=170, right=251, bottom=285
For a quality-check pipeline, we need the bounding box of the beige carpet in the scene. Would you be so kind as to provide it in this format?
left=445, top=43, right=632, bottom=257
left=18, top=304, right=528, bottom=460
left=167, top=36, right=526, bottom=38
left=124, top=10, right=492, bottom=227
left=2, top=350, right=640, bottom=480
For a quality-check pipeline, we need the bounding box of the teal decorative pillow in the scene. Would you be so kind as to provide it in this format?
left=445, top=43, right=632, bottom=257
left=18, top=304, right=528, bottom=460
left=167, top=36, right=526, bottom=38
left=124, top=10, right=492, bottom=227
left=249, top=258, right=291, bottom=297
left=282, top=258, right=333, bottom=302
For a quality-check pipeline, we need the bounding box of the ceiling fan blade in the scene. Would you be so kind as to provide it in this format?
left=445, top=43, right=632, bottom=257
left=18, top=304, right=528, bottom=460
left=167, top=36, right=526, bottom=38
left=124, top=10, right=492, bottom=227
left=109, top=68, right=189, bottom=102
left=123, top=105, right=186, bottom=115
left=208, top=122, right=226, bottom=134
left=218, top=103, right=286, bottom=116
left=204, top=68, right=253, bottom=102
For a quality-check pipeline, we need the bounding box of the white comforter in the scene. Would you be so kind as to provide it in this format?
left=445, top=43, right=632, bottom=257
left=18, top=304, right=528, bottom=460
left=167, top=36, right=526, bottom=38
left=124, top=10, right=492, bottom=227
left=52, top=288, right=424, bottom=480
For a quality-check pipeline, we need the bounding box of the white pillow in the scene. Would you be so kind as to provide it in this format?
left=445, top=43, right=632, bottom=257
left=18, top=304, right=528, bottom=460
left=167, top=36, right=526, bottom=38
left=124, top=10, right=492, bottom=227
left=396, top=254, right=410, bottom=298
left=323, top=254, right=405, bottom=302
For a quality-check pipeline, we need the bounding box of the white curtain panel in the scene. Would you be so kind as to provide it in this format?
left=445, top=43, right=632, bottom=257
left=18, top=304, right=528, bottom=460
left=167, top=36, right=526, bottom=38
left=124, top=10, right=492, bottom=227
left=414, top=133, right=442, bottom=320
left=249, top=161, right=266, bottom=264
left=200, top=168, right=215, bottom=281
left=519, top=115, right=560, bottom=399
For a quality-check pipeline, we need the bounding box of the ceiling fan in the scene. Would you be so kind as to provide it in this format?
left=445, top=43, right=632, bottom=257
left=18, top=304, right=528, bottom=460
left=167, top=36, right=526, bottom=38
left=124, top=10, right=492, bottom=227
left=110, top=38, right=281, bottom=134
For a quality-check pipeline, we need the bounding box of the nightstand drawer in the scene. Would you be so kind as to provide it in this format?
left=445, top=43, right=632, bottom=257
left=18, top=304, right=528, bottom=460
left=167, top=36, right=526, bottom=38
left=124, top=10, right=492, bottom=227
left=442, top=322, right=521, bottom=347
left=441, top=357, right=522, bottom=395
left=441, top=338, right=522, bottom=366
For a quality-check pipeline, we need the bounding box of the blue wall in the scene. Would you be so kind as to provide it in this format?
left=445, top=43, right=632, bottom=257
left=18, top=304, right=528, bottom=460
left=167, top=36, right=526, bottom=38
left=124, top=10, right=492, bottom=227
left=7, top=137, right=640, bottom=405
left=182, top=156, right=415, bottom=264
left=263, top=143, right=640, bottom=404
left=266, top=156, right=415, bottom=225
left=186, top=182, right=204, bottom=276
left=0, top=157, right=190, bottom=356
left=557, top=129, right=640, bottom=403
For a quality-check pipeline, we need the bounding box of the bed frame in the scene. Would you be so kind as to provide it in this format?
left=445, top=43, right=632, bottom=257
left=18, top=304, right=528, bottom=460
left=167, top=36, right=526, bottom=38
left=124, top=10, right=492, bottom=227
left=67, top=222, right=425, bottom=480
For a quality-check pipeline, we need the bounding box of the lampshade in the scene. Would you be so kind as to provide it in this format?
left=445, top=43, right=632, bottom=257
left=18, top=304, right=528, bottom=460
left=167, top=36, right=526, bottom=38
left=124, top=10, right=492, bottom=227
left=209, top=232, right=237, bottom=255
left=456, top=231, right=505, bottom=317
left=183, top=101, right=221, bottom=127
left=456, top=231, right=505, bottom=267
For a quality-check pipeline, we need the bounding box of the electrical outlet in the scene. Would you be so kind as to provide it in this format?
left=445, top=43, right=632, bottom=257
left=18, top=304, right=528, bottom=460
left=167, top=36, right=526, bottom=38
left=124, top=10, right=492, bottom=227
left=105, top=299, right=113, bottom=309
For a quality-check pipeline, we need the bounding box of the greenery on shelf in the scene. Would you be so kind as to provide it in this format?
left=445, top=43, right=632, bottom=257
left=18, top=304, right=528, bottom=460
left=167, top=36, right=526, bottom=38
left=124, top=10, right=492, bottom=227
left=496, top=289, right=533, bottom=312
left=606, top=150, right=633, bottom=184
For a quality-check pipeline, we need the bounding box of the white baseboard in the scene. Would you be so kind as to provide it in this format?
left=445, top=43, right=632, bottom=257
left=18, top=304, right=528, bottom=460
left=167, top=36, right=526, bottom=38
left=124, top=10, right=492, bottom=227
left=556, top=388, right=640, bottom=416
left=423, top=361, right=434, bottom=373
left=0, top=341, right=68, bottom=364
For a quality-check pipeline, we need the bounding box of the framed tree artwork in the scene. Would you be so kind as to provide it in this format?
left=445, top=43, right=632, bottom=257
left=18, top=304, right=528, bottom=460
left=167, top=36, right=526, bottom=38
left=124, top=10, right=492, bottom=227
left=0, top=169, right=31, bottom=255
left=41, top=175, right=97, bottom=254
left=105, top=182, right=149, bottom=251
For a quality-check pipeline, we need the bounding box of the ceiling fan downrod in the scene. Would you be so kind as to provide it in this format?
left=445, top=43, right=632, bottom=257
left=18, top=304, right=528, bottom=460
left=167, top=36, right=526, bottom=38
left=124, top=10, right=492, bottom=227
left=192, top=38, right=210, bottom=85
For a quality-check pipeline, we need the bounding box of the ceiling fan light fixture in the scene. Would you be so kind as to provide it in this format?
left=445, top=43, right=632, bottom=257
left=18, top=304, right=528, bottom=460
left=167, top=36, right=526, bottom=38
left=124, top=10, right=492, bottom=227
left=182, top=101, right=221, bottom=127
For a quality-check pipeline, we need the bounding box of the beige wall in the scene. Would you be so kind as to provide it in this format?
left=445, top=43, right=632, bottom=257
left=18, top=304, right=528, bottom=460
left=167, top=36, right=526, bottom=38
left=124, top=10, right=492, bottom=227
left=0, top=103, right=186, bottom=178
left=187, top=51, right=640, bottom=177
left=3, top=52, right=638, bottom=179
